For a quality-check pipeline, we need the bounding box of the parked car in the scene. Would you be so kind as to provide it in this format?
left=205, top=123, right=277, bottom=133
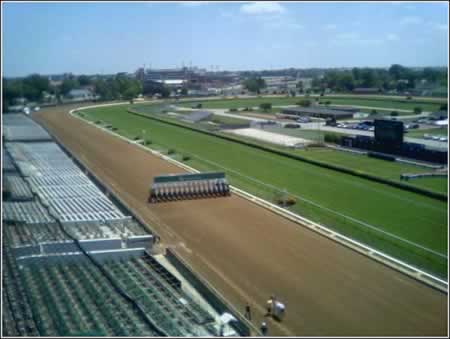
left=297, top=117, right=311, bottom=123
left=284, top=123, right=301, bottom=129
left=439, top=137, right=447, bottom=142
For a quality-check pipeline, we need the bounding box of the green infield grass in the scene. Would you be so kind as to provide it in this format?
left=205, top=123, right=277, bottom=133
left=406, top=127, right=448, bottom=139
left=177, top=95, right=443, bottom=112
left=292, top=147, right=447, bottom=194
left=76, top=105, right=448, bottom=277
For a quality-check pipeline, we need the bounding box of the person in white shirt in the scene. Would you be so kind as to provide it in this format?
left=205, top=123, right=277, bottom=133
left=266, top=295, right=275, bottom=316
left=274, top=301, right=285, bottom=321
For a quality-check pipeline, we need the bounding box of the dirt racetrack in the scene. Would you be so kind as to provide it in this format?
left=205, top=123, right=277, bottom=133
left=34, top=105, right=447, bottom=336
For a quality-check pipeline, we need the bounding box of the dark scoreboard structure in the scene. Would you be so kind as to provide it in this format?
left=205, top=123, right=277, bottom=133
left=374, top=119, right=404, bottom=145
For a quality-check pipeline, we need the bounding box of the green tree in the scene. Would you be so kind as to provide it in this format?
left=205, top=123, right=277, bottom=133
left=22, top=74, right=50, bottom=101
left=93, top=79, right=110, bottom=100
left=160, top=85, right=171, bottom=98
left=61, top=78, right=79, bottom=96
left=78, top=75, right=92, bottom=86
left=297, top=99, right=311, bottom=107
left=259, top=102, right=272, bottom=112
left=389, top=64, right=407, bottom=80
left=2, top=78, right=23, bottom=107
left=243, top=77, right=266, bottom=94
left=422, top=68, right=439, bottom=82
left=123, top=85, right=140, bottom=101
left=413, top=107, right=422, bottom=115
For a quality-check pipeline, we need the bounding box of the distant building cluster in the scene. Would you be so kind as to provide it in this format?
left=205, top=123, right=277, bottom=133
left=136, top=66, right=243, bottom=97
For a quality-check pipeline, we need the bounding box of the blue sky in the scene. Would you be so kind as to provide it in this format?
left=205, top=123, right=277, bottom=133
left=2, top=1, right=448, bottom=77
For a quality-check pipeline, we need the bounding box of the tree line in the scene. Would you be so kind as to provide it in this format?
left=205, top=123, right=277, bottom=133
left=308, top=65, right=447, bottom=93
left=242, top=65, right=447, bottom=95
left=3, top=73, right=143, bottom=108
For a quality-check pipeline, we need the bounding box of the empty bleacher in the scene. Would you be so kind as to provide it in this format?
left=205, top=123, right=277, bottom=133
left=104, top=255, right=216, bottom=336
left=3, top=202, right=55, bottom=225
left=6, top=141, right=129, bottom=224
left=3, top=175, right=34, bottom=201
left=3, top=114, right=52, bottom=142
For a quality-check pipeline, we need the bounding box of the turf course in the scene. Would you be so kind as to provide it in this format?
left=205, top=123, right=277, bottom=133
left=292, top=148, right=448, bottom=194
left=128, top=107, right=447, bottom=194
left=178, top=95, right=444, bottom=112
left=77, top=105, right=448, bottom=277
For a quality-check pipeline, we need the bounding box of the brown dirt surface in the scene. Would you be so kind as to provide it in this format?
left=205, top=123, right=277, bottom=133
left=33, top=105, right=448, bottom=336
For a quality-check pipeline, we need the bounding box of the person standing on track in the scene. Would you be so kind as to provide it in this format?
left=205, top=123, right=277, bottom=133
left=273, top=301, right=285, bottom=321
left=260, top=321, right=268, bottom=336
left=266, top=295, right=275, bottom=316
left=244, top=303, right=251, bottom=320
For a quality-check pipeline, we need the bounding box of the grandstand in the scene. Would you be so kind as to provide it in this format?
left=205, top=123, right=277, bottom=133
left=6, top=142, right=130, bottom=225
left=149, top=172, right=231, bottom=202
left=3, top=175, right=34, bottom=201
left=2, top=147, right=17, bottom=172
left=2, top=114, right=246, bottom=337
left=3, top=113, right=52, bottom=141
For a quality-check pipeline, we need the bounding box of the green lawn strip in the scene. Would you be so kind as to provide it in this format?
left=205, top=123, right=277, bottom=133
left=292, top=148, right=447, bottom=193
left=406, top=127, right=448, bottom=139
left=406, top=177, right=448, bottom=194
left=209, top=114, right=250, bottom=125
left=176, top=96, right=443, bottom=112
left=317, top=97, right=441, bottom=112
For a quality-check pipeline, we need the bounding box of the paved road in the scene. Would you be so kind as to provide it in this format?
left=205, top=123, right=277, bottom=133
left=33, top=105, right=447, bottom=336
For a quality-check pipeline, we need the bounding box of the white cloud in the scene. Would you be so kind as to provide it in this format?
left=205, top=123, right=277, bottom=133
left=399, top=16, right=423, bottom=25
left=238, top=2, right=302, bottom=31
left=386, top=33, right=399, bottom=41
left=181, top=1, right=212, bottom=6
left=240, top=2, right=285, bottom=15
left=324, top=24, right=337, bottom=30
